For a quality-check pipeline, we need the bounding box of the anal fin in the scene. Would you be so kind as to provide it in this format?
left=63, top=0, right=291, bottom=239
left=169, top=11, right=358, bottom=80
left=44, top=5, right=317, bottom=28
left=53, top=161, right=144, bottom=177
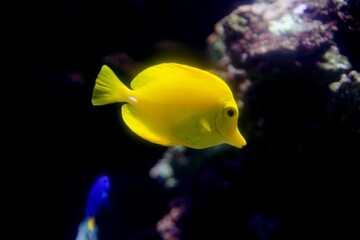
left=121, top=104, right=173, bottom=146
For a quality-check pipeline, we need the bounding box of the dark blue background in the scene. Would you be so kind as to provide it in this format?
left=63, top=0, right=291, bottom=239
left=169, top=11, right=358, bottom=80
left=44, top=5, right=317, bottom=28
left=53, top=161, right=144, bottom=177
left=7, top=1, right=360, bottom=240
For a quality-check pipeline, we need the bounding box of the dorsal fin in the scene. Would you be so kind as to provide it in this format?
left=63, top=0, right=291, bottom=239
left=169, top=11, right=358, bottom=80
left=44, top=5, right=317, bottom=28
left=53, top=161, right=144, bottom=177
left=130, top=63, right=220, bottom=89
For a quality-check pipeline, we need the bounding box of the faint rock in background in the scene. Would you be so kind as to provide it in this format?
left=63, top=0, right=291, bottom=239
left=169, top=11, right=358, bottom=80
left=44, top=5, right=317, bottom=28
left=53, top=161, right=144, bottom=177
left=149, top=146, right=188, bottom=189
left=156, top=197, right=190, bottom=240
left=207, top=0, right=358, bottom=104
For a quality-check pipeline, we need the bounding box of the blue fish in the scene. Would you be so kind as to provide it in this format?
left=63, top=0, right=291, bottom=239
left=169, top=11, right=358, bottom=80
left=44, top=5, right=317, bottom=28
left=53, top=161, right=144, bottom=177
left=86, top=175, right=111, bottom=217
left=75, top=175, right=111, bottom=240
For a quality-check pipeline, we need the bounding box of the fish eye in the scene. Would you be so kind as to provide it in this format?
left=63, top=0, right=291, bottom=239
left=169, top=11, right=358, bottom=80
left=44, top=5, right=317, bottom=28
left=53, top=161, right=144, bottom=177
left=227, top=109, right=235, bottom=117
left=224, top=106, right=237, bottom=118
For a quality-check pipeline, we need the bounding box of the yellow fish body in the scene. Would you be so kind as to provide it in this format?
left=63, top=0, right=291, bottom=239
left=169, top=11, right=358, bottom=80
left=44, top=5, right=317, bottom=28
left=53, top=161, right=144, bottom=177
left=92, top=63, right=246, bottom=149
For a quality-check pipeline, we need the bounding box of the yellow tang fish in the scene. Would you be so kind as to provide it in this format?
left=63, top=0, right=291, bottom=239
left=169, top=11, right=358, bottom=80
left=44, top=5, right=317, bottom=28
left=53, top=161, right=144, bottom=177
left=92, top=63, right=246, bottom=149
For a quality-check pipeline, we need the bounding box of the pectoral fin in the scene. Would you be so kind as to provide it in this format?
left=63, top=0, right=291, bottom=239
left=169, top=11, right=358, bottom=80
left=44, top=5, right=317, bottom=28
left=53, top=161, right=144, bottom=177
left=199, top=118, right=211, bottom=133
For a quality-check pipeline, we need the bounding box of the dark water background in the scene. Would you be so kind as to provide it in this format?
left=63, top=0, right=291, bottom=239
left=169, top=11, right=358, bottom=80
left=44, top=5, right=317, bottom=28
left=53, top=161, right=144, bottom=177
left=7, top=0, right=359, bottom=239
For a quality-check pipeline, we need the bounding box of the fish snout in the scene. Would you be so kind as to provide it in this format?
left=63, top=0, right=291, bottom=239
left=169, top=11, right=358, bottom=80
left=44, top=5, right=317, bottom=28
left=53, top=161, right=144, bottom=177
left=227, top=129, right=247, bottom=148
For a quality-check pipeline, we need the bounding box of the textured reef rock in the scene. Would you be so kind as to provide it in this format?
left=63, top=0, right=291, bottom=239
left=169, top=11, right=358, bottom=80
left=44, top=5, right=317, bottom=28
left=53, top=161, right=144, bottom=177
left=206, top=0, right=359, bottom=143
left=153, top=0, right=359, bottom=239
left=207, top=0, right=358, bottom=102
left=328, top=69, right=360, bottom=135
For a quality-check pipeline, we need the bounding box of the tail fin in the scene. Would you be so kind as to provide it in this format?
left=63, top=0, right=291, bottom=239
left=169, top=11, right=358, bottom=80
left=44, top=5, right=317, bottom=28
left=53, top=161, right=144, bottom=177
left=92, top=65, right=129, bottom=106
